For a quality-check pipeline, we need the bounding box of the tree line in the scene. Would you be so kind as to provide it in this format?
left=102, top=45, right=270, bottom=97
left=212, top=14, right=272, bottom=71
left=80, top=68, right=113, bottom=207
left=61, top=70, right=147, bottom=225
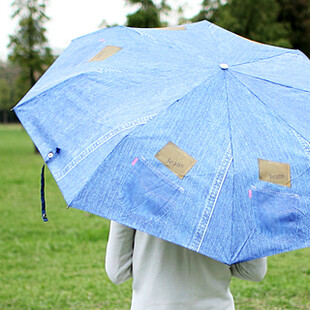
left=1, top=0, right=310, bottom=123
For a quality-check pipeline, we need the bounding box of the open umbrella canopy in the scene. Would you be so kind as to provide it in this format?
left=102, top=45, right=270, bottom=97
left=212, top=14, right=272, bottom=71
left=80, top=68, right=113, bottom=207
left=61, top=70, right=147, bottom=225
left=14, top=21, right=310, bottom=264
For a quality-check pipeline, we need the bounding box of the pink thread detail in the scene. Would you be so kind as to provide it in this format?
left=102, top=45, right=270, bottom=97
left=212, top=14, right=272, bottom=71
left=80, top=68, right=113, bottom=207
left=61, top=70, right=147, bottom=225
left=132, top=157, right=139, bottom=166
left=248, top=189, right=252, bottom=199
left=99, top=39, right=105, bottom=42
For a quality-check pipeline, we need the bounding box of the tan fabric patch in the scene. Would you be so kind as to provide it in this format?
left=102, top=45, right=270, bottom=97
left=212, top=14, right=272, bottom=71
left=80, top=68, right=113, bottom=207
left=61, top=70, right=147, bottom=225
left=157, top=26, right=186, bottom=30
left=88, top=46, right=122, bottom=62
left=258, top=158, right=291, bottom=187
left=155, top=142, right=196, bottom=179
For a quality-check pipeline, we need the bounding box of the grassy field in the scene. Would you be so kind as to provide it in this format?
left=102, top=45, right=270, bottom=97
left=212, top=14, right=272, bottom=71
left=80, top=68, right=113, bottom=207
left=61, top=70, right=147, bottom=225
left=0, top=124, right=309, bottom=309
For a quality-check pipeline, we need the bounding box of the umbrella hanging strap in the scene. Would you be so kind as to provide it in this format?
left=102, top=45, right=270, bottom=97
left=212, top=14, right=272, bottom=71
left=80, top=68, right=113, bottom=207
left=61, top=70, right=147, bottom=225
left=41, top=164, right=48, bottom=222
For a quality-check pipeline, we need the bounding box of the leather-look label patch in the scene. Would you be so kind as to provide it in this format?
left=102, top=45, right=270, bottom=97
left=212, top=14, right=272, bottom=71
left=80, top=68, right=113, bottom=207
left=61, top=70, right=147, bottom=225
left=88, top=46, right=122, bottom=62
left=258, top=158, right=291, bottom=187
left=155, top=142, right=196, bottom=179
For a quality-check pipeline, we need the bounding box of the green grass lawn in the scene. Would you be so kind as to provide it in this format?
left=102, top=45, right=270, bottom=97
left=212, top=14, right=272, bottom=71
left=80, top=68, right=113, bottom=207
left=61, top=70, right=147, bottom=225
left=0, top=125, right=309, bottom=309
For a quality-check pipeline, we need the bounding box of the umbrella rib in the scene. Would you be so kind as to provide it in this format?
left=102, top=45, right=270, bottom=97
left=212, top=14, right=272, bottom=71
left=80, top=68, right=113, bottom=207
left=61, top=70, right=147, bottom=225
left=208, top=24, right=224, bottom=62
left=230, top=72, right=310, bottom=124
left=230, top=51, right=299, bottom=68
left=224, top=72, right=236, bottom=261
left=229, top=69, right=310, bottom=94
left=292, top=129, right=310, bottom=160
left=229, top=71, right=310, bottom=159
left=288, top=130, right=310, bottom=185
left=230, top=230, right=256, bottom=263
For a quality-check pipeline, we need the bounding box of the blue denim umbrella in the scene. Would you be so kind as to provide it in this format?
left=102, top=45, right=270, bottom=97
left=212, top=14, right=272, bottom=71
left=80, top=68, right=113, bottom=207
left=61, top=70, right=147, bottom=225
left=14, top=21, right=310, bottom=264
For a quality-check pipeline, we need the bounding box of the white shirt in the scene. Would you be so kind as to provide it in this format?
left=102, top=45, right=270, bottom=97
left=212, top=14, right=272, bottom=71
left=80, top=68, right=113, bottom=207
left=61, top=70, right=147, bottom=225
left=105, top=221, right=267, bottom=310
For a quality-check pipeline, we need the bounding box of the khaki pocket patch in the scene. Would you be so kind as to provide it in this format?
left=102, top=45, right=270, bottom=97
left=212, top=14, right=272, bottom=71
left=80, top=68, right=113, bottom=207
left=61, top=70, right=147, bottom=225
left=258, top=158, right=291, bottom=187
left=155, top=142, right=196, bottom=179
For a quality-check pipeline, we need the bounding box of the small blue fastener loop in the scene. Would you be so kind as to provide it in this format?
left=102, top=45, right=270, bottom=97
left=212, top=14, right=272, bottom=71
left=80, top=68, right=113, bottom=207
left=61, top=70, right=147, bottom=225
left=41, top=164, right=48, bottom=222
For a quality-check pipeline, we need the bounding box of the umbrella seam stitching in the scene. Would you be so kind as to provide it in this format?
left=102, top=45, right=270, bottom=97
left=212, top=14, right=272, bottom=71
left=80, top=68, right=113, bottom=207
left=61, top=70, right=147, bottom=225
left=53, top=114, right=158, bottom=181
left=196, top=148, right=233, bottom=252
left=191, top=143, right=233, bottom=252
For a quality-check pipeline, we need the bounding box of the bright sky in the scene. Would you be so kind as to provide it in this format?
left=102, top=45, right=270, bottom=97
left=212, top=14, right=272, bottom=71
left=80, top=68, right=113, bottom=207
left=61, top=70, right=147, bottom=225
left=0, top=0, right=202, bottom=61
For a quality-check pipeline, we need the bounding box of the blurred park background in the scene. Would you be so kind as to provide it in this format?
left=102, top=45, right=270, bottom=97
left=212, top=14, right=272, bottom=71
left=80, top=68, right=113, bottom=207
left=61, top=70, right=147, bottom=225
left=0, top=0, right=310, bottom=309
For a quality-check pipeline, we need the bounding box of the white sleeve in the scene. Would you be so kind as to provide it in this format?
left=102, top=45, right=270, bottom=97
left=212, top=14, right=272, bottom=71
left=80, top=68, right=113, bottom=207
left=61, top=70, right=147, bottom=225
left=230, top=257, right=267, bottom=282
left=105, top=221, right=136, bottom=285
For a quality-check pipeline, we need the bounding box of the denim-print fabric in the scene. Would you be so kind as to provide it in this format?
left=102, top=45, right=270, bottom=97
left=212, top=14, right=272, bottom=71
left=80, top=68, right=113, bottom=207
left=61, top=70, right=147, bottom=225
left=251, top=187, right=302, bottom=238
left=118, top=157, right=185, bottom=225
left=14, top=21, right=310, bottom=264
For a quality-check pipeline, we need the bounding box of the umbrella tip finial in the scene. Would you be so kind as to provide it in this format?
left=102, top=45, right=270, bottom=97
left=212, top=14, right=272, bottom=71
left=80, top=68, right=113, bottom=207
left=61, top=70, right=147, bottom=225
left=220, top=63, right=229, bottom=70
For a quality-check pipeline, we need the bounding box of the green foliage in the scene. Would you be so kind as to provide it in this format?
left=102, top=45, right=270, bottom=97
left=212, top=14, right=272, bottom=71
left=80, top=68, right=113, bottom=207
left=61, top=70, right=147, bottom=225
left=0, top=61, right=20, bottom=88
left=223, top=0, right=291, bottom=47
left=192, top=0, right=225, bottom=22
left=0, top=62, right=26, bottom=112
left=193, top=0, right=292, bottom=48
left=0, top=125, right=309, bottom=309
left=127, top=6, right=161, bottom=28
left=8, top=0, right=55, bottom=91
left=126, top=0, right=171, bottom=27
left=277, top=0, right=310, bottom=56
left=0, top=79, right=11, bottom=110
left=192, top=0, right=310, bottom=55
